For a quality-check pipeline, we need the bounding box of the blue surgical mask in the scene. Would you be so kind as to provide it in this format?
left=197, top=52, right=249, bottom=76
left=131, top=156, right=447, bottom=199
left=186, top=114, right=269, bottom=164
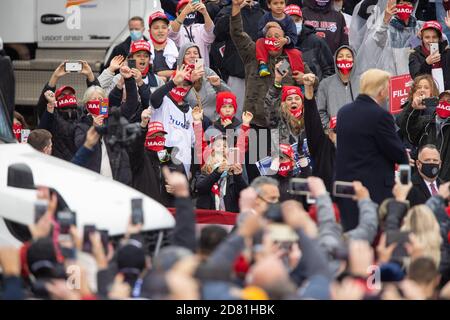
left=130, top=30, right=143, bottom=41
left=295, top=22, right=303, bottom=35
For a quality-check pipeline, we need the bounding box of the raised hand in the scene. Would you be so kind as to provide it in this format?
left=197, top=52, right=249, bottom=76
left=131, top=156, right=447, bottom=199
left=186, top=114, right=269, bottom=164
left=192, top=106, right=204, bottom=123
left=108, top=55, right=125, bottom=73
left=242, top=111, right=253, bottom=126
left=120, top=65, right=133, bottom=79
left=140, top=108, right=152, bottom=127
left=173, top=65, right=191, bottom=86
left=384, top=0, right=397, bottom=24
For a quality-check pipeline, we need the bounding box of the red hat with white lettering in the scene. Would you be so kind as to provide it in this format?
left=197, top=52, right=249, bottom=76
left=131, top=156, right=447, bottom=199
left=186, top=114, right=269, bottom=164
left=147, top=121, right=167, bottom=136
left=280, top=143, right=294, bottom=160
left=284, top=4, right=302, bottom=18
left=216, top=92, right=237, bottom=114
left=420, top=20, right=443, bottom=38
left=129, top=40, right=151, bottom=56
left=329, top=116, right=337, bottom=130
left=281, top=86, right=304, bottom=102
left=55, top=86, right=76, bottom=99
left=176, top=0, right=191, bottom=13
left=148, top=11, right=169, bottom=27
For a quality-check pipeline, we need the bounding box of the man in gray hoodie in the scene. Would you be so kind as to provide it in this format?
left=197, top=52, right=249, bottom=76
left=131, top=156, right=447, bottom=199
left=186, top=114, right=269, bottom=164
left=316, top=45, right=359, bottom=128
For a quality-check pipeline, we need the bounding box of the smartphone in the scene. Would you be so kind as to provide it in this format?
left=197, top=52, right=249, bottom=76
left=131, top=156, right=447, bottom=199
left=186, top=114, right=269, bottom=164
left=277, top=59, right=290, bottom=76
left=288, top=178, right=310, bottom=195
left=422, top=96, right=439, bottom=108
left=333, top=181, right=355, bottom=198
left=64, top=61, right=82, bottom=73
left=386, top=230, right=410, bottom=259
left=128, top=59, right=136, bottom=69
left=192, top=0, right=201, bottom=4
left=34, top=200, right=48, bottom=223
left=194, top=58, right=204, bottom=70
left=82, top=224, right=97, bottom=253
left=227, top=147, right=240, bottom=166
left=98, top=229, right=109, bottom=256
left=430, top=42, right=439, bottom=55
left=131, top=198, right=144, bottom=225
left=99, top=98, right=109, bottom=117
left=57, top=209, right=76, bottom=235
left=21, top=129, right=31, bottom=143
left=399, top=164, right=411, bottom=185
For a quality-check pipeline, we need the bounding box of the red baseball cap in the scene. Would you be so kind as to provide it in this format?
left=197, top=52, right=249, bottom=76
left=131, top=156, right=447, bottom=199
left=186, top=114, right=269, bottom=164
left=129, top=40, right=151, bottom=55
left=329, top=116, right=337, bottom=130
left=421, top=20, right=443, bottom=38
left=216, top=92, right=237, bottom=114
left=284, top=4, right=302, bottom=18
left=176, top=0, right=190, bottom=12
left=55, top=85, right=76, bottom=99
left=281, top=86, right=303, bottom=102
left=280, top=143, right=295, bottom=160
left=148, top=11, right=169, bottom=27
left=147, top=121, right=167, bottom=136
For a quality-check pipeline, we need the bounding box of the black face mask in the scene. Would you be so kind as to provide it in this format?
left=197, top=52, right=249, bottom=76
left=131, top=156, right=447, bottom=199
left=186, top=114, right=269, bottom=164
left=58, top=109, right=78, bottom=121
left=183, top=12, right=197, bottom=26
left=419, top=162, right=440, bottom=179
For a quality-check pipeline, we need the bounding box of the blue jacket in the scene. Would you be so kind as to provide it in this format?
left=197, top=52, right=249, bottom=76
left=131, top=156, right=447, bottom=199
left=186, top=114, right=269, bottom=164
left=258, top=12, right=297, bottom=48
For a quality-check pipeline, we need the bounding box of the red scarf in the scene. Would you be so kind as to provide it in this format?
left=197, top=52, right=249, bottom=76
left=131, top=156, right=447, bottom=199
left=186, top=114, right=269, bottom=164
left=289, top=107, right=303, bottom=119
left=421, top=44, right=442, bottom=68
left=145, top=135, right=166, bottom=151
left=13, top=123, right=22, bottom=141
left=142, top=64, right=150, bottom=77
left=336, top=59, right=353, bottom=75
left=396, top=3, right=413, bottom=24
left=150, top=33, right=166, bottom=45
left=278, top=160, right=293, bottom=177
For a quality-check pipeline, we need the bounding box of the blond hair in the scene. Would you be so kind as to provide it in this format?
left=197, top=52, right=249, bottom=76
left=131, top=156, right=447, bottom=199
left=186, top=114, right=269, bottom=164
left=359, top=69, right=391, bottom=97
left=401, top=205, right=442, bottom=267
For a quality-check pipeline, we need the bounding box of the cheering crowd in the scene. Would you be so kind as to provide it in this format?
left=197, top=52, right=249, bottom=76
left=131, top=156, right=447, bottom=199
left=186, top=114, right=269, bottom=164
left=2, top=0, right=450, bottom=300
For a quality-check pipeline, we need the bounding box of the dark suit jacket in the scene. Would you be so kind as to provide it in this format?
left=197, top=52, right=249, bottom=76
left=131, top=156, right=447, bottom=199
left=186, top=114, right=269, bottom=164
left=407, top=172, right=442, bottom=207
left=335, top=94, right=408, bottom=230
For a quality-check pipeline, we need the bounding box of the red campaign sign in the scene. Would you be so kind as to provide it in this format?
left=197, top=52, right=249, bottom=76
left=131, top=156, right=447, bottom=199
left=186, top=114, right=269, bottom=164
left=389, top=74, right=412, bottom=114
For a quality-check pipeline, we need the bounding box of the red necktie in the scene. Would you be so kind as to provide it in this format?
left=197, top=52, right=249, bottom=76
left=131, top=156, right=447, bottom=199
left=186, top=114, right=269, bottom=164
left=430, top=183, right=438, bottom=196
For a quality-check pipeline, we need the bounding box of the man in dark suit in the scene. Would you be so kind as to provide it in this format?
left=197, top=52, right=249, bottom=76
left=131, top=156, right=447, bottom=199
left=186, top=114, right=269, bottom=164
left=407, top=144, right=443, bottom=207
left=104, top=16, right=148, bottom=70
left=335, top=69, right=409, bottom=231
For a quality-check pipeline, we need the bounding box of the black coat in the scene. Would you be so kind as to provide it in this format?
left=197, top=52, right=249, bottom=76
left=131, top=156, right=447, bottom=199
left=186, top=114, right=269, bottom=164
left=408, top=42, right=450, bottom=90
left=195, top=169, right=247, bottom=213
left=407, top=172, right=443, bottom=207
left=296, top=24, right=335, bottom=82
left=303, top=97, right=335, bottom=192
left=74, top=113, right=132, bottom=185
left=212, top=3, right=265, bottom=80
left=128, top=127, right=186, bottom=207
left=335, top=94, right=408, bottom=231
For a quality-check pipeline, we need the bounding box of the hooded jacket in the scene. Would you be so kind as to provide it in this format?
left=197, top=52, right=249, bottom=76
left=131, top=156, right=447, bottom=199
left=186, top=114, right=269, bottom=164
left=316, top=45, right=359, bottom=128
left=296, top=23, right=335, bottom=82
left=354, top=0, right=420, bottom=77
left=409, top=40, right=450, bottom=91
left=178, top=42, right=231, bottom=121
left=301, top=0, right=349, bottom=54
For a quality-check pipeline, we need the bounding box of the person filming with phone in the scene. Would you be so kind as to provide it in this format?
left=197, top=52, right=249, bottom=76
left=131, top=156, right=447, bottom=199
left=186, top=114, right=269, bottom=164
left=400, top=90, right=450, bottom=181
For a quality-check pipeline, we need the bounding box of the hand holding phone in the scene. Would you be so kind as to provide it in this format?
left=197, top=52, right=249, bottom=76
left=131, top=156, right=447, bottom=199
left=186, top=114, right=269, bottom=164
left=131, top=198, right=144, bottom=225
left=128, top=59, right=136, bottom=69
left=398, top=164, right=411, bottom=185
left=277, top=59, right=290, bottom=76
left=288, top=178, right=310, bottom=195
left=333, top=181, right=356, bottom=198
left=194, top=58, right=204, bottom=70
left=82, top=224, right=96, bottom=253
left=430, top=42, right=439, bottom=55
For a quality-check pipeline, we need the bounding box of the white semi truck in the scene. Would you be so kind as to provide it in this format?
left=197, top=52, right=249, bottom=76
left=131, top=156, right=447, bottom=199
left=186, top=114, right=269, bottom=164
left=0, top=0, right=162, bottom=106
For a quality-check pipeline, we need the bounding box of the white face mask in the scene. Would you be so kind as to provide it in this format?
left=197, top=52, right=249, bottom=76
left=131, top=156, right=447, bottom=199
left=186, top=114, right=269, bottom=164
left=295, top=22, right=303, bottom=35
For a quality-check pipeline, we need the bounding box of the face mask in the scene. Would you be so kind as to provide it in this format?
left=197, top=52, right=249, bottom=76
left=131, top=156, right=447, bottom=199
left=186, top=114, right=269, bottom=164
left=278, top=160, right=293, bottom=177
left=316, top=0, right=330, bottom=7
left=130, top=30, right=143, bottom=41
left=396, top=3, right=413, bottom=24
left=420, top=162, right=440, bottom=179
left=336, top=59, right=353, bottom=75
left=145, top=135, right=166, bottom=152
left=13, top=123, right=22, bottom=141
left=169, top=87, right=188, bottom=104
left=183, top=12, right=197, bottom=26
left=289, top=106, right=303, bottom=119
left=57, top=94, right=78, bottom=108
left=263, top=37, right=282, bottom=52
left=85, top=98, right=109, bottom=117
left=295, top=22, right=303, bottom=35
left=436, top=101, right=450, bottom=118
left=59, top=109, right=78, bottom=121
